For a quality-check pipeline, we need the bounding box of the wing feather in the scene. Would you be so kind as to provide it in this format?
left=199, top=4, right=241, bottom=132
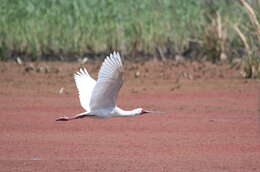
left=74, top=68, right=96, bottom=112
left=89, top=52, right=123, bottom=111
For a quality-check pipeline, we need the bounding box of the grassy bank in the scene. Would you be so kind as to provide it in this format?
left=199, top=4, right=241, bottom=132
left=0, top=0, right=259, bottom=61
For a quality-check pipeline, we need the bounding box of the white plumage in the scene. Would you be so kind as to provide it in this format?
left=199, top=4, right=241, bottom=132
left=74, top=68, right=96, bottom=112
left=90, top=52, right=123, bottom=112
left=56, top=51, right=151, bottom=121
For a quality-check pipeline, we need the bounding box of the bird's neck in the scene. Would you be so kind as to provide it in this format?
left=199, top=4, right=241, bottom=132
left=114, top=107, right=139, bottom=116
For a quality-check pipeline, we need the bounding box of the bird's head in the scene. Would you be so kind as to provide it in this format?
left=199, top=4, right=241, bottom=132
left=134, top=108, right=150, bottom=116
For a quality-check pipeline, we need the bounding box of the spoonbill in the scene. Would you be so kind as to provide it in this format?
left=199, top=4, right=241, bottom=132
left=56, top=51, right=154, bottom=121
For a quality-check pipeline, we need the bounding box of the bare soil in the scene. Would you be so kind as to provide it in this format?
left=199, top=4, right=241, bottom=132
left=0, top=61, right=259, bottom=172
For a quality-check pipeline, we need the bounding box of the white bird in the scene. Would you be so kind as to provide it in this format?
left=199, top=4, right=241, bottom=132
left=56, top=51, right=155, bottom=121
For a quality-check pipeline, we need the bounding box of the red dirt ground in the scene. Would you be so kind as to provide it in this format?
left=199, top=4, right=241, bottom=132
left=0, top=61, right=259, bottom=172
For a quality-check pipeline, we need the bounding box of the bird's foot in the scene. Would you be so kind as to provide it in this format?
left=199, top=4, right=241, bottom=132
left=56, top=116, right=70, bottom=121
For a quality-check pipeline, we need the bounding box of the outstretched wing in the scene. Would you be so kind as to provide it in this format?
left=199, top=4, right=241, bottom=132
left=74, top=68, right=96, bottom=112
left=89, top=52, right=123, bottom=111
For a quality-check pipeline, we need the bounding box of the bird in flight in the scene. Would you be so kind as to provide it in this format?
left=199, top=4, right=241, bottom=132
left=56, top=51, right=156, bottom=121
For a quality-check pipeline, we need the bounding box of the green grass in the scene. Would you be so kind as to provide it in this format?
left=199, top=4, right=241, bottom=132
left=0, top=0, right=259, bottom=60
